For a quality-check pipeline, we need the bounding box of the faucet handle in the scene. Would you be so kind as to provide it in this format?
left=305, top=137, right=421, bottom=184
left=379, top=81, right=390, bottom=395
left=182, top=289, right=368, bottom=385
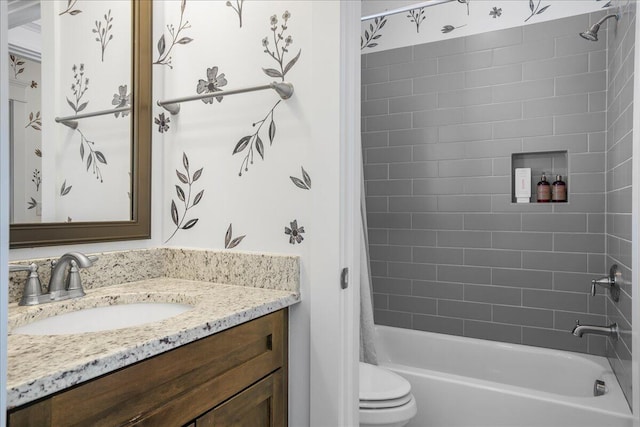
left=9, top=263, right=35, bottom=273
left=590, top=265, right=621, bottom=302
left=591, top=276, right=612, bottom=296
left=10, top=263, right=45, bottom=306
left=65, top=260, right=86, bottom=297
left=64, top=255, right=97, bottom=297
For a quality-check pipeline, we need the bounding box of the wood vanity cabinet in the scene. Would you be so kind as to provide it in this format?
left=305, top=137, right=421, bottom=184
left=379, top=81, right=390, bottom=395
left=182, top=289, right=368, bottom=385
left=8, top=310, right=288, bottom=427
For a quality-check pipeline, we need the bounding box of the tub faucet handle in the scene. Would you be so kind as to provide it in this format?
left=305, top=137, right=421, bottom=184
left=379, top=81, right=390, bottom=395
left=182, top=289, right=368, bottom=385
left=590, top=265, right=621, bottom=302
left=591, top=276, right=611, bottom=296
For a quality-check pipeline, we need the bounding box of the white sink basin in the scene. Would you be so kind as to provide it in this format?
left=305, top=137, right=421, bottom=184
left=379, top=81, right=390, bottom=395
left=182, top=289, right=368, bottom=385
left=12, top=303, right=193, bottom=335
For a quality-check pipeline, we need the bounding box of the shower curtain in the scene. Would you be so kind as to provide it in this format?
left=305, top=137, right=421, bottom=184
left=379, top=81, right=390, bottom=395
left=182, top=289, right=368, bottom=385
left=360, top=166, right=378, bottom=365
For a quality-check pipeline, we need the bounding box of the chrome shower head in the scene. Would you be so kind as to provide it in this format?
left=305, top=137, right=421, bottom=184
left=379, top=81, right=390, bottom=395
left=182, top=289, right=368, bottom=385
left=580, top=24, right=600, bottom=41
left=579, top=14, right=619, bottom=42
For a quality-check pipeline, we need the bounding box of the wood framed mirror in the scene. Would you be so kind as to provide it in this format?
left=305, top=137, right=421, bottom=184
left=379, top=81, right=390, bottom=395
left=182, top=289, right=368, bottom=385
left=9, top=0, right=151, bottom=248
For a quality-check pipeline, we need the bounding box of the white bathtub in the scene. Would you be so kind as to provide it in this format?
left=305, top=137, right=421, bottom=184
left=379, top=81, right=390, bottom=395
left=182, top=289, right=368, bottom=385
left=375, top=325, right=633, bottom=427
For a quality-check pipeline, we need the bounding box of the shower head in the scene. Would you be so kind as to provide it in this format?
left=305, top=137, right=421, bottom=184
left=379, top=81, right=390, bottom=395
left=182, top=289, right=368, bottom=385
left=579, top=14, right=619, bottom=41
left=579, top=25, right=600, bottom=41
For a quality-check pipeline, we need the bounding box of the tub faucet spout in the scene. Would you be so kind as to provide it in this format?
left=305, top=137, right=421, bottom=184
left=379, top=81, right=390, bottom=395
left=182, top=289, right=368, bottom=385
left=571, top=320, right=618, bottom=340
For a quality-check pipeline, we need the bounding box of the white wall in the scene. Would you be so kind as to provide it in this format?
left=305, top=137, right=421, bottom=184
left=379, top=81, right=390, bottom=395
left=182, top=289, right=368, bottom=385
left=1, top=0, right=10, bottom=423
left=361, top=0, right=611, bottom=53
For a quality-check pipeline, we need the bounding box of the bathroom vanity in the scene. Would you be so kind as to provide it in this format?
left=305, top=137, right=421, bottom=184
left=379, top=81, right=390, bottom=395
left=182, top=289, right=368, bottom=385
left=9, top=309, right=287, bottom=426
left=6, top=249, right=300, bottom=426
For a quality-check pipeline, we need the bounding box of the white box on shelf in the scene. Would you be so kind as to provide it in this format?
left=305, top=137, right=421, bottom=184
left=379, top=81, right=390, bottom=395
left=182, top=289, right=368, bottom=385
left=515, top=168, right=531, bottom=203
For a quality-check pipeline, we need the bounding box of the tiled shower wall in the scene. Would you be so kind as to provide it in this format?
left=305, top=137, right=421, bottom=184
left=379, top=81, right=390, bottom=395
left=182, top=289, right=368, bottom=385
left=605, top=3, right=635, bottom=406
left=362, top=12, right=613, bottom=356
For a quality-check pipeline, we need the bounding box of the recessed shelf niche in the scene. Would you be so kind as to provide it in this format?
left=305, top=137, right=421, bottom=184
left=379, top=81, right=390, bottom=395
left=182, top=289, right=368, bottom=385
left=511, top=151, right=568, bottom=204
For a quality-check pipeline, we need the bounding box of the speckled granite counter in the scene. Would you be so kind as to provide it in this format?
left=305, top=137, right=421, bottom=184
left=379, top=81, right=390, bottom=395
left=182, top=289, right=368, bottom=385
left=7, top=277, right=300, bottom=409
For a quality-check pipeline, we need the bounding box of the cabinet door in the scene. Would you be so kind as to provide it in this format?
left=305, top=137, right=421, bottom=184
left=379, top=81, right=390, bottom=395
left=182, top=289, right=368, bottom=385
left=196, top=369, right=285, bottom=427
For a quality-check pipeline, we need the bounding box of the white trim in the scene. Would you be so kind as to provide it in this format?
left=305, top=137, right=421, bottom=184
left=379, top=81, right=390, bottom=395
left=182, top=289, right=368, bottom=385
left=631, top=10, right=640, bottom=427
left=8, top=43, right=41, bottom=62
left=340, top=0, right=362, bottom=425
left=1, top=0, right=10, bottom=424
left=309, top=1, right=360, bottom=425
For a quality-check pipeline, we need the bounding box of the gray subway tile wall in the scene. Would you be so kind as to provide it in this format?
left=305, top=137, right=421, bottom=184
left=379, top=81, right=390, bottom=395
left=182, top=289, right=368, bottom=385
left=362, top=11, right=618, bottom=359
left=605, top=3, right=635, bottom=407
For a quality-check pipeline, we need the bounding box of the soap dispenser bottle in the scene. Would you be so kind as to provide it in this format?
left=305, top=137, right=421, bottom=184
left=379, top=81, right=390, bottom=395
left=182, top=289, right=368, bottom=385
left=552, top=175, right=567, bottom=202
left=537, top=173, right=551, bottom=203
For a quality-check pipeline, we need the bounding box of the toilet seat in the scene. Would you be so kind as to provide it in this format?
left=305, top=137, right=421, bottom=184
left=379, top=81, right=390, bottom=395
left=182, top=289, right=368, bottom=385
left=359, top=363, right=417, bottom=426
left=360, top=393, right=413, bottom=409
left=359, top=362, right=414, bottom=410
left=360, top=395, right=417, bottom=427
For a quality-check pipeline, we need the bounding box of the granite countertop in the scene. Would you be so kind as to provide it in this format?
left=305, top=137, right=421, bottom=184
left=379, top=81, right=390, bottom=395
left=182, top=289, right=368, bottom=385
left=7, top=277, right=300, bottom=409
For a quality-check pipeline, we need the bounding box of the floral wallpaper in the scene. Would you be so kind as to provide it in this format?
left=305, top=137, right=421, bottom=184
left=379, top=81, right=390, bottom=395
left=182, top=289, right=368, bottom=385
left=7, top=55, right=42, bottom=223
left=156, top=1, right=312, bottom=251
left=45, top=0, right=132, bottom=222
left=7, top=0, right=131, bottom=223
left=232, top=10, right=301, bottom=176
left=361, top=0, right=613, bottom=53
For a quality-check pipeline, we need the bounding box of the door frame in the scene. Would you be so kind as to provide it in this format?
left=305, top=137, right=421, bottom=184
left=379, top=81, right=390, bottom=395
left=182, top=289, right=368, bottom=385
left=309, top=1, right=361, bottom=425
left=1, top=0, right=10, bottom=424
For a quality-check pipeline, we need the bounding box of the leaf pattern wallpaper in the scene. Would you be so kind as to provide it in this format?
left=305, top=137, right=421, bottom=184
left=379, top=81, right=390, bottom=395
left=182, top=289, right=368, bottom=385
left=157, top=2, right=310, bottom=249
left=165, top=153, right=204, bottom=243
left=226, top=0, right=245, bottom=28
left=360, top=0, right=610, bottom=53
left=361, top=16, right=387, bottom=50
left=8, top=54, right=42, bottom=221
left=60, top=180, right=73, bottom=197
left=59, top=0, right=82, bottom=16
left=407, top=8, right=426, bottom=33
left=25, top=111, right=41, bottom=130
left=525, top=0, right=551, bottom=22
left=154, top=0, right=193, bottom=68
left=9, top=54, right=25, bottom=78
left=232, top=10, right=301, bottom=176
left=93, top=9, right=114, bottom=61
left=290, top=167, right=311, bottom=190
left=62, top=64, right=109, bottom=183
left=224, top=224, right=246, bottom=249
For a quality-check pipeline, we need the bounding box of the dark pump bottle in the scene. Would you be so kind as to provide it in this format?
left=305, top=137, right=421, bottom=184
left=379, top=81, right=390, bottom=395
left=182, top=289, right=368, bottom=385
left=552, top=175, right=567, bottom=202
left=537, top=173, right=551, bottom=203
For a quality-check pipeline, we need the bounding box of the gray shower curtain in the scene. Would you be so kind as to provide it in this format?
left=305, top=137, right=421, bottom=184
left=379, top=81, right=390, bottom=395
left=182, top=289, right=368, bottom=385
left=360, top=166, right=378, bottom=365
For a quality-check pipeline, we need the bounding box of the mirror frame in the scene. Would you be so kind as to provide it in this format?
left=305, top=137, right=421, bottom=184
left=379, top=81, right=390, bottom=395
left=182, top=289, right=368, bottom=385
left=10, top=0, right=152, bottom=248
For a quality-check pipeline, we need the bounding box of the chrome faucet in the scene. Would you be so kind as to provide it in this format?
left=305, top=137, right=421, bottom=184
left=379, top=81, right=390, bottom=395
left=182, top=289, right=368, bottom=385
left=571, top=320, right=618, bottom=340
left=10, top=252, right=97, bottom=306
left=48, top=252, right=95, bottom=299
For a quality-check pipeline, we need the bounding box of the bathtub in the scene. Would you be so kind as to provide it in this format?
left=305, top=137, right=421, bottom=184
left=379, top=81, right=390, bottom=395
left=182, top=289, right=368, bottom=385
left=375, top=325, right=633, bottom=427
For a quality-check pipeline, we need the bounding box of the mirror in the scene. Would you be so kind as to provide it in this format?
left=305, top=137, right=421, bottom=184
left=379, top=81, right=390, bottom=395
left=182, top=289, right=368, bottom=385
left=8, top=0, right=151, bottom=248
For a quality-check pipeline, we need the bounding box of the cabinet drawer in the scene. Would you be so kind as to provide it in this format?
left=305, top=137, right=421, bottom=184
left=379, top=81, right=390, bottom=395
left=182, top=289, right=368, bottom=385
left=195, top=369, right=285, bottom=427
left=9, top=310, right=287, bottom=427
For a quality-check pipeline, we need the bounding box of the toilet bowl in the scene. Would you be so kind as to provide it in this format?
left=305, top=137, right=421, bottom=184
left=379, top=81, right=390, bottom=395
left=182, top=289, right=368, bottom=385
left=359, top=362, right=417, bottom=427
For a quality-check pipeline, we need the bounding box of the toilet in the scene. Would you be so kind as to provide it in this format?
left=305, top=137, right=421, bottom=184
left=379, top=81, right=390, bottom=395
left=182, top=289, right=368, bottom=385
left=359, top=362, right=417, bottom=427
